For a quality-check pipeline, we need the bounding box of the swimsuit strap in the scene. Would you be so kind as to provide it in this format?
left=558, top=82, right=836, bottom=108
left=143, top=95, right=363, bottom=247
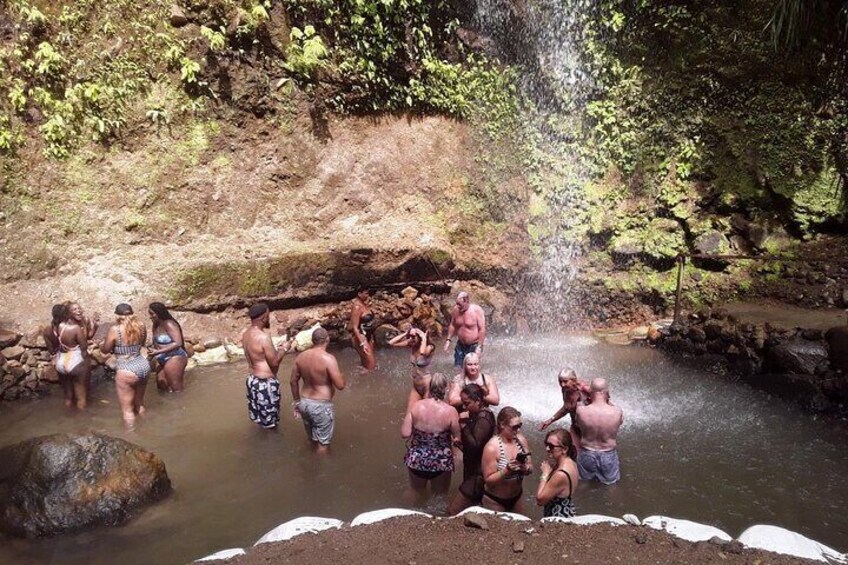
left=558, top=468, right=573, bottom=498
left=496, top=435, right=508, bottom=470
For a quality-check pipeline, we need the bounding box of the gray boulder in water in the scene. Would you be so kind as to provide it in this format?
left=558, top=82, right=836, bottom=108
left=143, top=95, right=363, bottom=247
left=767, top=339, right=829, bottom=375
left=0, top=433, right=171, bottom=537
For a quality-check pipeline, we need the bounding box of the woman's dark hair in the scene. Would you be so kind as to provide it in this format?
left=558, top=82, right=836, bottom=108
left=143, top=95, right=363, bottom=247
left=149, top=302, right=182, bottom=332
left=461, top=383, right=485, bottom=403
left=51, top=303, right=69, bottom=326
left=497, top=406, right=521, bottom=429
left=546, top=428, right=577, bottom=460
left=356, top=286, right=369, bottom=294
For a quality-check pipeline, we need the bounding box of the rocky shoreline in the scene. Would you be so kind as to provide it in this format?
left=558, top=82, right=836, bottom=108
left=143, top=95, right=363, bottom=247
left=644, top=306, right=848, bottom=416
left=3, top=281, right=847, bottom=419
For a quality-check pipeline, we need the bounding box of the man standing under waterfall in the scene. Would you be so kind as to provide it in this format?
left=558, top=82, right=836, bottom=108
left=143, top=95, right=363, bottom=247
left=243, top=303, right=293, bottom=430
left=290, top=327, right=346, bottom=454
left=443, top=291, right=487, bottom=367
left=574, top=378, right=623, bottom=485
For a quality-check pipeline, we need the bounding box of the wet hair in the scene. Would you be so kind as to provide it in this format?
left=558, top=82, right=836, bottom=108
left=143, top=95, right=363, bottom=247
left=356, top=286, right=369, bottom=295
left=558, top=367, right=577, bottom=382
left=462, top=352, right=480, bottom=371
left=496, top=406, right=521, bottom=429
left=461, top=383, right=485, bottom=403
left=116, top=313, right=144, bottom=344
left=456, top=291, right=469, bottom=303
left=248, top=302, right=269, bottom=320
left=312, top=327, right=329, bottom=345
left=51, top=303, right=69, bottom=326
left=546, top=428, right=577, bottom=460
left=429, top=373, right=448, bottom=401
left=149, top=302, right=182, bottom=333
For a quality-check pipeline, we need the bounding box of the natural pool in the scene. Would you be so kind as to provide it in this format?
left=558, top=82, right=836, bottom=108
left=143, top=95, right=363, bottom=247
left=0, top=333, right=846, bottom=564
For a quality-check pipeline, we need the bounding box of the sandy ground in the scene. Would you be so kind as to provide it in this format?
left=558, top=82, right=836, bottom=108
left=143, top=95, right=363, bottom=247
left=225, top=515, right=816, bottom=564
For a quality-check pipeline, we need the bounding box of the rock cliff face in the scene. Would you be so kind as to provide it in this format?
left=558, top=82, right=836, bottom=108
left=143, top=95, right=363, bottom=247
left=0, top=433, right=171, bottom=537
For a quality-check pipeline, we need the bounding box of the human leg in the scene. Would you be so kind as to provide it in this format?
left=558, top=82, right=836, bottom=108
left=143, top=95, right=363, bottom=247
left=163, top=355, right=187, bottom=392
left=430, top=470, right=452, bottom=495
left=115, top=371, right=137, bottom=426
left=69, top=359, right=90, bottom=409
left=447, top=491, right=474, bottom=515
left=133, top=374, right=148, bottom=415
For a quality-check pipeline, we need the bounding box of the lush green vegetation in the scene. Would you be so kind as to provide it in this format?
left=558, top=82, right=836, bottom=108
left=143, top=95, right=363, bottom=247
left=574, top=0, right=847, bottom=257
left=0, top=0, right=519, bottom=160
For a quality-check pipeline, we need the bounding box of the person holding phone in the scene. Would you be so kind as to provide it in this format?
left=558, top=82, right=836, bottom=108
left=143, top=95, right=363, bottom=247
left=481, top=406, right=532, bottom=513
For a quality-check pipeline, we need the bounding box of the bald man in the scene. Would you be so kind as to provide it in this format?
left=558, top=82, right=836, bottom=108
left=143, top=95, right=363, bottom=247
left=574, top=378, right=623, bottom=485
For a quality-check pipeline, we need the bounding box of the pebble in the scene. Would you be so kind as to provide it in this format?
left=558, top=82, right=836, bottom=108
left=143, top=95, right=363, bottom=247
left=463, top=514, right=489, bottom=530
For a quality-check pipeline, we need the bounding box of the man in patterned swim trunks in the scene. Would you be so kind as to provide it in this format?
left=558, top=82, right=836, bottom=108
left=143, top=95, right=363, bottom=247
left=574, top=378, right=623, bottom=485
left=290, top=327, right=346, bottom=454
left=243, top=303, right=293, bottom=429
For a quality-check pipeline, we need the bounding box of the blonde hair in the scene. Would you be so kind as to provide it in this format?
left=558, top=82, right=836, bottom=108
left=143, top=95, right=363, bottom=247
left=117, top=314, right=144, bottom=344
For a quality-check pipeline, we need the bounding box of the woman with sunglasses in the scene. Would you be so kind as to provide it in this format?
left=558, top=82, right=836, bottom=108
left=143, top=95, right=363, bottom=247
left=536, top=428, right=579, bottom=518
left=481, top=406, right=532, bottom=513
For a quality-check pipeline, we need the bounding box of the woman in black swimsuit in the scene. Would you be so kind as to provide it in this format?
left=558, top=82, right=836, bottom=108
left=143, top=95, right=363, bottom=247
left=536, top=428, right=579, bottom=518
left=448, top=383, right=495, bottom=514
left=349, top=287, right=376, bottom=370
left=481, top=406, right=533, bottom=513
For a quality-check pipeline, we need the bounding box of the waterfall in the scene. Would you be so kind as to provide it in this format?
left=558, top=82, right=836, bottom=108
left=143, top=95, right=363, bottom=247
left=473, top=0, right=598, bottom=327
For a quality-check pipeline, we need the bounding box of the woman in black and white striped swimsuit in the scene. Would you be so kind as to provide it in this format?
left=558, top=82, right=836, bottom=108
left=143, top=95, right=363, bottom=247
left=102, top=303, right=150, bottom=428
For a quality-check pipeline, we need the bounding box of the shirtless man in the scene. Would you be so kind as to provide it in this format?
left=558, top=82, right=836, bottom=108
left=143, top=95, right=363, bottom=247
left=291, top=327, right=346, bottom=454
left=574, top=378, right=623, bottom=485
left=443, top=291, right=487, bottom=367
left=538, top=368, right=590, bottom=449
left=243, top=303, right=292, bottom=430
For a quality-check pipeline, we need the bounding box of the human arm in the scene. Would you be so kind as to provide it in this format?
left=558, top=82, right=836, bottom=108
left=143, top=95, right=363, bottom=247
left=289, top=361, right=302, bottom=418
left=260, top=334, right=281, bottom=375
left=536, top=461, right=568, bottom=506
left=84, top=314, right=99, bottom=340
left=150, top=321, right=184, bottom=355
left=450, top=409, right=461, bottom=448
left=415, top=329, right=431, bottom=357
left=482, top=375, right=500, bottom=407
left=275, top=338, right=294, bottom=365
left=388, top=332, right=412, bottom=347
left=42, top=326, right=58, bottom=356
left=517, top=434, right=533, bottom=476
left=101, top=326, right=116, bottom=354
left=327, top=354, right=346, bottom=391
left=482, top=440, right=502, bottom=488
left=539, top=403, right=569, bottom=431
left=73, top=326, right=90, bottom=359
left=443, top=308, right=456, bottom=352
left=475, top=305, right=487, bottom=354
left=401, top=407, right=414, bottom=439
left=447, top=376, right=463, bottom=408
left=349, top=304, right=369, bottom=352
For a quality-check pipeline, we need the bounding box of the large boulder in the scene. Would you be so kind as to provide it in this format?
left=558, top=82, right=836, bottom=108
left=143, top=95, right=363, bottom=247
left=0, top=433, right=171, bottom=537
left=825, top=326, right=848, bottom=373
left=767, top=339, right=829, bottom=375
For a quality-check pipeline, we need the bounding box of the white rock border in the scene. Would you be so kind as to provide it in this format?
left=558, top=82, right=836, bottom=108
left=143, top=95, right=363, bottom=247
left=542, top=514, right=626, bottom=526
left=642, top=515, right=732, bottom=543
left=254, top=516, right=343, bottom=545
left=455, top=505, right=531, bottom=521
left=195, top=548, right=246, bottom=562
left=350, top=508, right=433, bottom=526
left=738, top=525, right=847, bottom=563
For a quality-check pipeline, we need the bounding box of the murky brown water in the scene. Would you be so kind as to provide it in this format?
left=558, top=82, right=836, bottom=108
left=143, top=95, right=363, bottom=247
left=1, top=334, right=846, bottom=564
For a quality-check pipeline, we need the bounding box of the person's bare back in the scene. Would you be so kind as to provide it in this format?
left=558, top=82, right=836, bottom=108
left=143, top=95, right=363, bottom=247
left=575, top=392, right=622, bottom=451
left=243, top=326, right=278, bottom=378
left=292, top=346, right=344, bottom=401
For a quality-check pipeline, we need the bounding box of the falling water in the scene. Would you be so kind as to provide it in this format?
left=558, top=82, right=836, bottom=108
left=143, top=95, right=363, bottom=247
left=473, top=0, right=599, bottom=326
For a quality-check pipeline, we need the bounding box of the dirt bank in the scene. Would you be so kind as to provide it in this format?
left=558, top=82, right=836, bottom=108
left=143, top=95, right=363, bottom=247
left=226, top=515, right=815, bottom=565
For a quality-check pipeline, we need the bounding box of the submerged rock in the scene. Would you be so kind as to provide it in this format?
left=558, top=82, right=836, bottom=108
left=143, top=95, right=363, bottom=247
left=0, top=433, right=171, bottom=537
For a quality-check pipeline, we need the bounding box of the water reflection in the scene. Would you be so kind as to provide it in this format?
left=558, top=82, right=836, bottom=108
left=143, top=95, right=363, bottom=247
left=0, top=334, right=845, bottom=564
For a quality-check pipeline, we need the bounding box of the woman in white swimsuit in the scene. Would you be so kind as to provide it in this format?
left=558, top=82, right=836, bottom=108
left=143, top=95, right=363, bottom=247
left=43, top=303, right=90, bottom=409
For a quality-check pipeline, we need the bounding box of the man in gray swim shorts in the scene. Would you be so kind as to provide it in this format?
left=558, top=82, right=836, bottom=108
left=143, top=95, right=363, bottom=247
left=574, top=378, right=623, bottom=485
left=290, top=327, right=346, bottom=454
left=296, top=398, right=335, bottom=446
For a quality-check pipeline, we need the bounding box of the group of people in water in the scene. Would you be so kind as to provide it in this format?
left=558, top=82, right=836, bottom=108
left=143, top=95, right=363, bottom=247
left=242, top=288, right=624, bottom=518
left=44, top=301, right=189, bottom=427
left=42, top=288, right=622, bottom=518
